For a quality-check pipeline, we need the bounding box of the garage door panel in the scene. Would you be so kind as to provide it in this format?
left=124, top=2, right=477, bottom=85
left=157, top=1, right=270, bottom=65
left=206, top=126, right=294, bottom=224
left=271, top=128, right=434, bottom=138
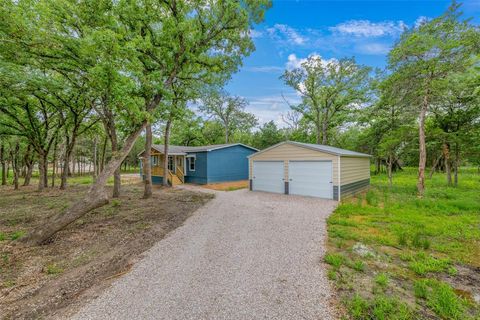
left=252, top=161, right=284, bottom=194
left=289, top=161, right=333, bottom=199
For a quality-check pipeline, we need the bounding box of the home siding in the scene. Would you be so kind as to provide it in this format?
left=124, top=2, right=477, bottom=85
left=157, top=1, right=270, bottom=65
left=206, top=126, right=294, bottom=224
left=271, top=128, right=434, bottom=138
left=184, top=152, right=208, bottom=184
left=340, top=157, right=371, bottom=198
left=249, top=143, right=339, bottom=185
left=340, top=157, right=370, bottom=185
left=206, top=145, right=255, bottom=183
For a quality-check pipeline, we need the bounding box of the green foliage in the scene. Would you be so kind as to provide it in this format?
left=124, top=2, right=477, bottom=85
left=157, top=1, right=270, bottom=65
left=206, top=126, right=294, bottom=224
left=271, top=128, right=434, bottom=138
left=281, top=56, right=372, bottom=144
left=10, top=230, right=25, bottom=240
left=44, top=263, right=63, bottom=275
left=375, top=273, right=389, bottom=288
left=347, top=294, right=414, bottom=320
left=324, top=253, right=344, bottom=269
left=415, top=279, right=468, bottom=320
left=408, top=253, right=451, bottom=276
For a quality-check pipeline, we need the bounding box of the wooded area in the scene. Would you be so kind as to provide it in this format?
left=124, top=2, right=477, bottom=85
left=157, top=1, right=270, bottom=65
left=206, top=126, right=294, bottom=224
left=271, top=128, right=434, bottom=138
left=0, top=1, right=479, bottom=244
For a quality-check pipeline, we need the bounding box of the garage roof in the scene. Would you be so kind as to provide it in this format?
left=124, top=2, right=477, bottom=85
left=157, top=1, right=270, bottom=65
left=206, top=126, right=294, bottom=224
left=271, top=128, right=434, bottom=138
left=249, top=141, right=371, bottom=158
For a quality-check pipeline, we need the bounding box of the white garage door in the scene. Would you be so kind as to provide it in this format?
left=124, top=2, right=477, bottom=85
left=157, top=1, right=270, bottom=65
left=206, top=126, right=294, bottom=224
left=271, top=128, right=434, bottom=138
left=289, top=161, right=333, bottom=199
left=252, top=161, right=284, bottom=194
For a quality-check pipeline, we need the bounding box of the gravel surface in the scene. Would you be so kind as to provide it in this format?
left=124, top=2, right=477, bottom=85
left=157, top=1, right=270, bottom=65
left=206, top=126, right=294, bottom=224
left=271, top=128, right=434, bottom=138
left=72, top=188, right=338, bottom=320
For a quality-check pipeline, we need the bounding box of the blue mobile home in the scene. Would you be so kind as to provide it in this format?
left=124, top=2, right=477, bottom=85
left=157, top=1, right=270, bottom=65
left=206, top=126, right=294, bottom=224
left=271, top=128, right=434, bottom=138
left=139, top=143, right=257, bottom=185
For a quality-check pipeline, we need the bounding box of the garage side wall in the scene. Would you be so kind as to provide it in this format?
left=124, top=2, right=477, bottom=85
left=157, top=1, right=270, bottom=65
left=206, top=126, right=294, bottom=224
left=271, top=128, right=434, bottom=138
left=340, top=157, right=371, bottom=198
left=249, top=143, right=339, bottom=197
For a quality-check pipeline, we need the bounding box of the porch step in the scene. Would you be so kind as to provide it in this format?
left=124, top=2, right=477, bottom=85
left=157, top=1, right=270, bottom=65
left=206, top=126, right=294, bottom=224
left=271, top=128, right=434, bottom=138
left=171, top=175, right=183, bottom=186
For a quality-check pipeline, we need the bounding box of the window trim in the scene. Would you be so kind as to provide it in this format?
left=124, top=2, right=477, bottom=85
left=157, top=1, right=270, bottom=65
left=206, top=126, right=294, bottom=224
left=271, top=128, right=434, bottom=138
left=188, top=157, right=196, bottom=171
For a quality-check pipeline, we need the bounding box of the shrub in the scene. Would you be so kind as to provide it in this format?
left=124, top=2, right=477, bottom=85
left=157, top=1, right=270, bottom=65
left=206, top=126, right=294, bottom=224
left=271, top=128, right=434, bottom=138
left=0, top=232, right=6, bottom=241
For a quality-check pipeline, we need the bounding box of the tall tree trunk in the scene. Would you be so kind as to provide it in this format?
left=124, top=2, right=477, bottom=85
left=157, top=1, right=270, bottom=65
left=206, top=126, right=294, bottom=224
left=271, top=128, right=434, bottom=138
left=387, top=154, right=393, bottom=188
left=454, top=143, right=459, bottom=187
left=321, top=119, right=328, bottom=145
left=10, top=142, right=19, bottom=190
left=110, top=133, right=121, bottom=198
left=23, top=145, right=33, bottom=186
left=143, top=124, right=153, bottom=198
left=100, top=136, right=107, bottom=173
left=442, top=142, right=452, bottom=186
left=60, top=135, right=79, bottom=190
left=1, top=143, right=6, bottom=186
left=225, top=127, right=229, bottom=144
left=22, top=122, right=148, bottom=245
left=38, top=151, right=46, bottom=192
left=163, top=119, right=172, bottom=187
left=51, top=138, right=58, bottom=187
left=93, top=136, right=98, bottom=179
left=429, top=154, right=442, bottom=179
left=43, top=155, right=48, bottom=188
left=417, top=96, right=428, bottom=197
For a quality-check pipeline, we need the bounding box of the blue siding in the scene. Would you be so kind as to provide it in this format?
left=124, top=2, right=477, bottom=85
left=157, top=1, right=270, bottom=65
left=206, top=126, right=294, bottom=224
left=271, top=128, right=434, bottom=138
left=184, top=152, right=208, bottom=184
left=141, top=175, right=163, bottom=184
left=206, top=145, right=255, bottom=183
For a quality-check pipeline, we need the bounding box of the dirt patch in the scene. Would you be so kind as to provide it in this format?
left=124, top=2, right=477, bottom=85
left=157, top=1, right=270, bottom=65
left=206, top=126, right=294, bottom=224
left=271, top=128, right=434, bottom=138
left=201, top=180, right=248, bottom=191
left=0, top=182, right=213, bottom=319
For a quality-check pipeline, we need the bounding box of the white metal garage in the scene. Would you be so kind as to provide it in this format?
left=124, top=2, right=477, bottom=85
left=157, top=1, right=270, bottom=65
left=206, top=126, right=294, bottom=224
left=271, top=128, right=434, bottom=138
left=248, top=141, right=371, bottom=200
left=289, top=161, right=333, bottom=198
left=252, top=161, right=284, bottom=193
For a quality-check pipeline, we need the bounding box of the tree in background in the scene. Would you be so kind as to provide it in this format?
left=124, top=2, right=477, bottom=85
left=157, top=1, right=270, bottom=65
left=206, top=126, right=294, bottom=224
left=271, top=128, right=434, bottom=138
left=199, top=89, right=258, bottom=143
left=281, top=56, right=372, bottom=144
left=10, top=0, right=271, bottom=244
left=387, top=3, right=479, bottom=195
left=252, top=121, right=285, bottom=150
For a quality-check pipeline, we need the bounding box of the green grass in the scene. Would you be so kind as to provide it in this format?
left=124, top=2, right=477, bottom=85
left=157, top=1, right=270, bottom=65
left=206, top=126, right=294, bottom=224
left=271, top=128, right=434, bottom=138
left=326, top=167, right=480, bottom=319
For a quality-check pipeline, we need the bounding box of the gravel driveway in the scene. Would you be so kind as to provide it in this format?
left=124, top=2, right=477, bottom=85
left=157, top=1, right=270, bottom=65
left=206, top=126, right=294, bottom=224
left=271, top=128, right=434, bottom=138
left=72, top=188, right=338, bottom=320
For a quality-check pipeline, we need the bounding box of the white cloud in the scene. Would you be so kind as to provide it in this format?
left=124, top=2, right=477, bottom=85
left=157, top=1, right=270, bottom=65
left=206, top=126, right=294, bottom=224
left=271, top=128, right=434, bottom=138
left=244, top=66, right=284, bottom=73
left=249, top=29, right=263, bottom=39
left=246, top=93, right=301, bottom=127
left=285, top=53, right=337, bottom=70
left=355, top=43, right=391, bottom=55
left=329, top=20, right=406, bottom=37
left=414, top=16, right=429, bottom=28
left=267, top=24, right=307, bottom=45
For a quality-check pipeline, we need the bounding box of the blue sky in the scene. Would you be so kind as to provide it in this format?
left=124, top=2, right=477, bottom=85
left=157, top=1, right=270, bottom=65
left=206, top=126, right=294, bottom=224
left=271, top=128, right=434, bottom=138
left=225, top=0, right=480, bottom=126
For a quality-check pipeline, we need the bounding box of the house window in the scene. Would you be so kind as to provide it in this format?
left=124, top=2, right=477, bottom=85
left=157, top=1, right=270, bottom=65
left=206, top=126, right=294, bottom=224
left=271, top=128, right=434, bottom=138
left=151, top=155, right=158, bottom=166
left=168, top=156, right=174, bottom=172
left=189, top=157, right=195, bottom=171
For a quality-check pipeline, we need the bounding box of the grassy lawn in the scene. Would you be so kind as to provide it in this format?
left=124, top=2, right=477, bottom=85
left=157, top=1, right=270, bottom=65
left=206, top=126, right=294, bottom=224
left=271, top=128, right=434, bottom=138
left=326, top=168, right=480, bottom=320
left=0, top=175, right=212, bottom=319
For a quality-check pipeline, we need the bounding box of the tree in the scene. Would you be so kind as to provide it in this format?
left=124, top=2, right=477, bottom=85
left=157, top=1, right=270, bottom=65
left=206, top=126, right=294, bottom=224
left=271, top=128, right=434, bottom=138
left=252, top=121, right=284, bottom=149
left=281, top=55, right=371, bottom=144
left=387, top=3, right=479, bottom=195
left=430, top=66, right=480, bottom=186
left=16, top=0, right=270, bottom=245
left=199, top=90, right=257, bottom=143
